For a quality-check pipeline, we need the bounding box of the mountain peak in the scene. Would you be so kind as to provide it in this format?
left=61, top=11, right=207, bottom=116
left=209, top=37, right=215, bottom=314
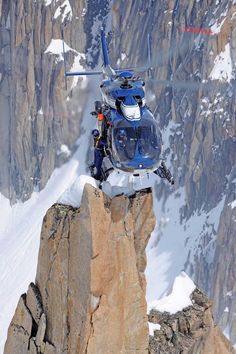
left=4, top=185, right=155, bottom=353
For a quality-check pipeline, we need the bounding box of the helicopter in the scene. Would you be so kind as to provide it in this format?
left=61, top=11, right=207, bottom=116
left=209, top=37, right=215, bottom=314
left=63, top=30, right=174, bottom=185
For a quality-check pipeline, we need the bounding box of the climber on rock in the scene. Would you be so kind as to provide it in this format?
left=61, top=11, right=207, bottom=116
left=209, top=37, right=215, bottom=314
left=89, top=129, right=108, bottom=181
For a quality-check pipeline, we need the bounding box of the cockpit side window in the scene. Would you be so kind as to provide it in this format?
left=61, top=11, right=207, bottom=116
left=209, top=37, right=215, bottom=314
left=116, top=96, right=125, bottom=110
left=134, top=95, right=143, bottom=107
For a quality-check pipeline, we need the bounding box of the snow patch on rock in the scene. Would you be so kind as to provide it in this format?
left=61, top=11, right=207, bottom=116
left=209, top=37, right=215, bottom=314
left=44, top=39, right=76, bottom=61
left=229, top=200, right=236, bottom=209
left=121, top=52, right=127, bottom=61
left=209, top=44, right=233, bottom=82
left=44, top=0, right=53, bottom=6
left=69, top=53, right=87, bottom=89
left=149, top=322, right=161, bottom=335
left=148, top=272, right=196, bottom=314
left=210, top=17, right=226, bottom=34
left=57, top=144, right=71, bottom=157
left=54, top=0, right=72, bottom=22
left=58, top=175, right=97, bottom=207
left=44, top=40, right=86, bottom=89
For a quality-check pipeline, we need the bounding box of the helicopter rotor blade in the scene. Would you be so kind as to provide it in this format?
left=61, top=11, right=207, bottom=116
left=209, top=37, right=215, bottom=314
left=114, top=67, right=149, bottom=75
left=65, top=71, right=103, bottom=77
left=147, top=78, right=236, bottom=94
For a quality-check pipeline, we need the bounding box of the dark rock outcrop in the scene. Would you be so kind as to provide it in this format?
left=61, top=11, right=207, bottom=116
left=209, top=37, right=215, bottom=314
left=149, top=289, right=236, bottom=354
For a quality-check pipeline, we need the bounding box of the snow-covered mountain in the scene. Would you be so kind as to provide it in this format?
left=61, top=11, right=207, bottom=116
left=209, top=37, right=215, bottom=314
left=0, top=0, right=236, bottom=352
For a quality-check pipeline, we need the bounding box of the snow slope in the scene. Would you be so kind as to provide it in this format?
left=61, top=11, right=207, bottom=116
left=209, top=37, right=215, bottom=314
left=0, top=77, right=99, bottom=353
left=145, top=183, right=225, bottom=303
left=0, top=160, right=79, bottom=352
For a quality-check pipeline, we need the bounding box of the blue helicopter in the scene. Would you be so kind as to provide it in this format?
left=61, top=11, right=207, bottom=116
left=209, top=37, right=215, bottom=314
left=64, top=30, right=174, bottom=185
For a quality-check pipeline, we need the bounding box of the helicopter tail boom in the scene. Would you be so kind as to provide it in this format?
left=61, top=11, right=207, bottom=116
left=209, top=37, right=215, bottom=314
left=101, top=29, right=110, bottom=66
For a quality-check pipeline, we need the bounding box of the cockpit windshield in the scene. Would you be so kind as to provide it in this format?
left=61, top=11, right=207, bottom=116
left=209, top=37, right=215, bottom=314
left=112, top=118, right=161, bottom=168
left=114, top=127, right=136, bottom=160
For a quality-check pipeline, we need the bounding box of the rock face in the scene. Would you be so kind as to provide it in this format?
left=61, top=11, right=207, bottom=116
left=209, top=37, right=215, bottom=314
left=1, top=0, right=236, bottom=347
left=4, top=184, right=155, bottom=353
left=149, top=289, right=236, bottom=354
left=110, top=0, right=236, bottom=343
left=4, top=185, right=234, bottom=353
left=0, top=0, right=110, bottom=201
left=4, top=295, right=33, bottom=354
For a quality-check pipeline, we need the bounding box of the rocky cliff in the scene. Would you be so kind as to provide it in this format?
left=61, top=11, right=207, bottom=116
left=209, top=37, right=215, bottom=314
left=0, top=0, right=110, bottom=201
left=4, top=184, right=155, bottom=354
left=149, top=288, right=236, bottom=354
left=110, top=0, right=236, bottom=344
left=4, top=185, right=235, bottom=354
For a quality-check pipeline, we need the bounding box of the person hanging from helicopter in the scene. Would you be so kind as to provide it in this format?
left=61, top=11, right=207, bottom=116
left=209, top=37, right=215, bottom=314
left=90, top=101, right=105, bottom=133
left=117, top=129, right=128, bottom=147
left=89, top=129, right=108, bottom=181
left=90, top=100, right=112, bottom=140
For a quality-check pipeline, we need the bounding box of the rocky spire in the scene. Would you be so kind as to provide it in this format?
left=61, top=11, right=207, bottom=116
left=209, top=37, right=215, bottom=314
left=4, top=184, right=155, bottom=353
left=4, top=185, right=235, bottom=353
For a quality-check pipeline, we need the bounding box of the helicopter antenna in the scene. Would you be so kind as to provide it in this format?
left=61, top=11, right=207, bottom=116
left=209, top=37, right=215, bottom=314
left=61, top=29, right=68, bottom=91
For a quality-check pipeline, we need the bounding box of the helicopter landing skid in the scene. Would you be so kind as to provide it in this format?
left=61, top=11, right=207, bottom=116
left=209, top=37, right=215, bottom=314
left=154, top=161, right=174, bottom=185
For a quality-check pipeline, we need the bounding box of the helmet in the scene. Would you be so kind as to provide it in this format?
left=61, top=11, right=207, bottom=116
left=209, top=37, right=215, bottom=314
left=118, top=129, right=127, bottom=139
left=91, top=129, right=99, bottom=137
